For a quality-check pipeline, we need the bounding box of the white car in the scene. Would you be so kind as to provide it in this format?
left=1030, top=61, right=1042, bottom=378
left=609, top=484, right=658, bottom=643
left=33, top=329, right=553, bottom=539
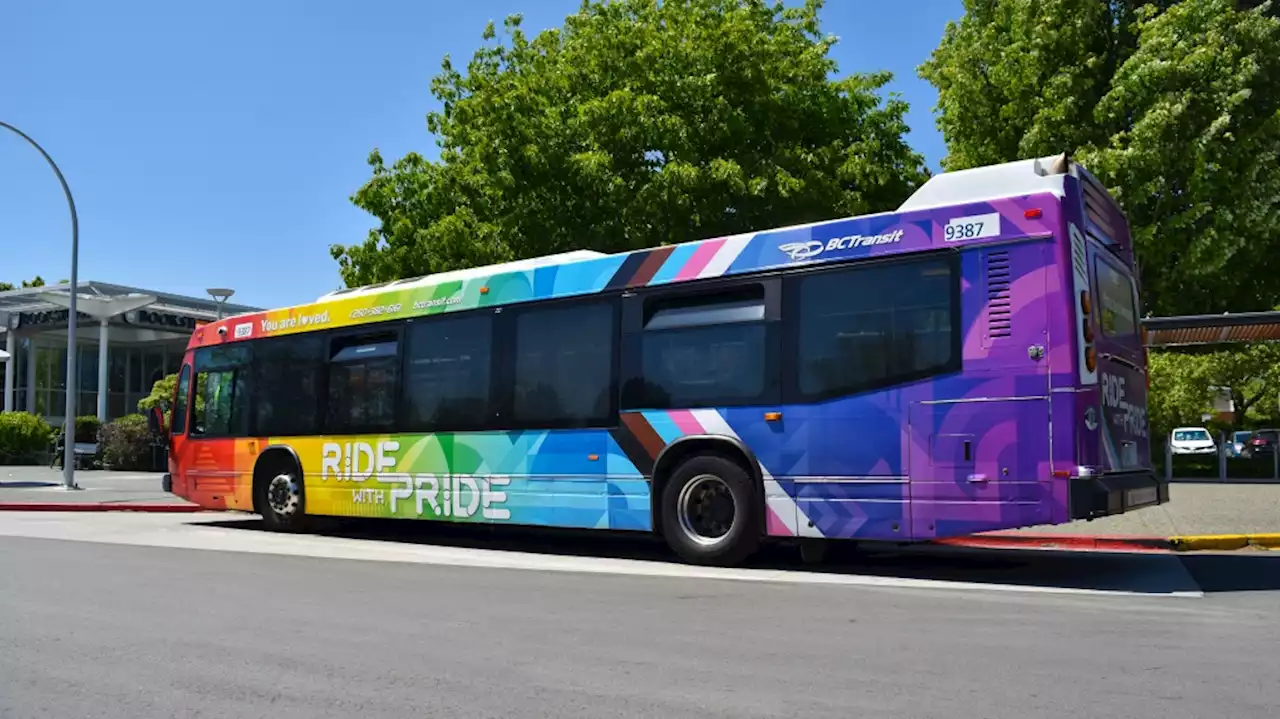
left=1170, top=427, right=1217, bottom=455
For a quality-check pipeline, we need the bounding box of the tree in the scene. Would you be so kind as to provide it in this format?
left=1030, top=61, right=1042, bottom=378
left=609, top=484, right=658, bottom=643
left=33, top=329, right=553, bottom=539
left=332, top=0, right=929, bottom=287
left=139, top=373, right=204, bottom=427
left=1147, top=343, right=1280, bottom=434
left=920, top=0, right=1280, bottom=317
left=0, top=276, right=46, bottom=292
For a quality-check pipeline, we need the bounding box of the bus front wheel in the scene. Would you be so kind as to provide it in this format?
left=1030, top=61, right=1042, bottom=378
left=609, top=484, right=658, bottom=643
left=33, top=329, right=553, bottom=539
left=660, top=454, right=761, bottom=566
left=254, top=454, right=308, bottom=532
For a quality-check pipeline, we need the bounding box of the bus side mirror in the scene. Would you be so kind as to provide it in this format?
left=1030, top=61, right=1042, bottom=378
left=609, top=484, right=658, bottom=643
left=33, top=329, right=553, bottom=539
left=147, top=406, right=166, bottom=437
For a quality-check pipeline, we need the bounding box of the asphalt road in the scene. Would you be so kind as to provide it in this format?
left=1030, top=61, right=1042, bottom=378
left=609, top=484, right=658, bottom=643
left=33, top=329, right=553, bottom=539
left=1, top=516, right=1278, bottom=718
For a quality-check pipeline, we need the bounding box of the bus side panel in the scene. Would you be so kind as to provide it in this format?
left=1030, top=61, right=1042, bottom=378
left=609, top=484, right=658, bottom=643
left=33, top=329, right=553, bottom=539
left=907, top=240, right=1056, bottom=539
left=722, top=402, right=910, bottom=541
left=278, top=430, right=652, bottom=532
left=177, top=437, right=258, bottom=511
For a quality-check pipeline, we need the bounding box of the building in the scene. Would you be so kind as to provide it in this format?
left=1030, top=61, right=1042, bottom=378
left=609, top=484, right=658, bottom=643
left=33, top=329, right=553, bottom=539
left=0, top=281, right=261, bottom=424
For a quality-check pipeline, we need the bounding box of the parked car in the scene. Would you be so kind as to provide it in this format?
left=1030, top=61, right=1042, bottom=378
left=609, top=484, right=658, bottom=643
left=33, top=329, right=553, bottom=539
left=1242, top=429, right=1280, bottom=458
left=1231, top=430, right=1253, bottom=458
left=1169, top=427, right=1217, bottom=455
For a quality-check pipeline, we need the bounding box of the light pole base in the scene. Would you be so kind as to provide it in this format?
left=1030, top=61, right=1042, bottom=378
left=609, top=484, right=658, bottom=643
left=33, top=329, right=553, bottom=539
left=58, top=483, right=83, bottom=491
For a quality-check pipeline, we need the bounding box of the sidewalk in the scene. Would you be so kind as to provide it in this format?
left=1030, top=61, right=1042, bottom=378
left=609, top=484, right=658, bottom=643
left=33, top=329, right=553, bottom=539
left=1013, top=482, right=1280, bottom=537
left=0, top=467, right=195, bottom=510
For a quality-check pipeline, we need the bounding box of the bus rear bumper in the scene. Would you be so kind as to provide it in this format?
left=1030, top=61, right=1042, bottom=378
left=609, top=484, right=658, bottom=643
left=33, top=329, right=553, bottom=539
left=1069, top=470, right=1168, bottom=520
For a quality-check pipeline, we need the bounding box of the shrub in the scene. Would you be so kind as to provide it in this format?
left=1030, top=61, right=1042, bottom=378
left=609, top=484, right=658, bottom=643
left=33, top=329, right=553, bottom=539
left=99, top=414, right=156, bottom=471
left=75, top=415, right=102, bottom=444
left=0, top=411, right=55, bottom=465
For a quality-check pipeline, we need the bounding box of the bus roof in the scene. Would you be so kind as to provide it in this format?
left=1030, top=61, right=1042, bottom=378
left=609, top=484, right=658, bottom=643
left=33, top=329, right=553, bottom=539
left=190, top=155, right=1119, bottom=350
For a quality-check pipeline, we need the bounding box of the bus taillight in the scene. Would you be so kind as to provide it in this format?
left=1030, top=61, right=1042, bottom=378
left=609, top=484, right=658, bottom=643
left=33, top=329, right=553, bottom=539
left=1085, top=346, right=1097, bottom=373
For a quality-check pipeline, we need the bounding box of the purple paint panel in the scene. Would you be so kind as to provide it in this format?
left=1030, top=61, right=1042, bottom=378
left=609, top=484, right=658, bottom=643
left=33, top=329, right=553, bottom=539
left=906, top=397, right=1053, bottom=540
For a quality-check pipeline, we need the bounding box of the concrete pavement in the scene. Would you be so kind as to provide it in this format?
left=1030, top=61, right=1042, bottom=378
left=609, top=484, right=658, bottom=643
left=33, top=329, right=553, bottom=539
left=0, top=467, right=192, bottom=507
left=1, top=516, right=1277, bottom=719
left=1015, top=481, right=1280, bottom=536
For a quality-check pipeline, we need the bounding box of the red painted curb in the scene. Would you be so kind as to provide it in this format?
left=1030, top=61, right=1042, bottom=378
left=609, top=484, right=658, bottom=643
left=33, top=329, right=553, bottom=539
left=0, top=502, right=203, bottom=513
left=935, top=533, right=1173, bottom=553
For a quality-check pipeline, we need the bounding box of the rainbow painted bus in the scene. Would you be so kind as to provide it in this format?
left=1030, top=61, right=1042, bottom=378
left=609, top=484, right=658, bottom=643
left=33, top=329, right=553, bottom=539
left=155, top=153, right=1164, bottom=565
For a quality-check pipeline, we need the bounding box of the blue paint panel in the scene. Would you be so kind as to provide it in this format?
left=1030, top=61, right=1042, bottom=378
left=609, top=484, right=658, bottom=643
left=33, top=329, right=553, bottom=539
left=796, top=498, right=907, bottom=540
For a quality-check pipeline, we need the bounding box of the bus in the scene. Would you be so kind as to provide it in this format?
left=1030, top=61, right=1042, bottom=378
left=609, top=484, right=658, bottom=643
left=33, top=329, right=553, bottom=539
left=154, top=153, right=1164, bottom=566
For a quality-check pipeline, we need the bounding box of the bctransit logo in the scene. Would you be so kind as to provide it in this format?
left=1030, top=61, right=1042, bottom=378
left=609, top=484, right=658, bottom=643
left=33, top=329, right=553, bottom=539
left=779, top=229, right=905, bottom=262
left=779, top=241, right=825, bottom=261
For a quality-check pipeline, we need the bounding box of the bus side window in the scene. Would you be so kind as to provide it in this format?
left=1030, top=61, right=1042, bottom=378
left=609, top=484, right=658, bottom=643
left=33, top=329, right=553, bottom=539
left=510, top=300, right=615, bottom=428
left=253, top=335, right=325, bottom=437
left=622, top=283, right=778, bottom=410
left=326, top=333, right=399, bottom=433
left=403, top=314, right=494, bottom=431
left=787, top=254, right=960, bottom=401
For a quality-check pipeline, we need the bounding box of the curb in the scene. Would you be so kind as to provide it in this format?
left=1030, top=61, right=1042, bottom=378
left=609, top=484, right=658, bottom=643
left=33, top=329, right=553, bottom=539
left=1169, top=533, right=1280, bottom=551
left=936, top=533, right=1174, bottom=552
left=0, top=502, right=203, bottom=513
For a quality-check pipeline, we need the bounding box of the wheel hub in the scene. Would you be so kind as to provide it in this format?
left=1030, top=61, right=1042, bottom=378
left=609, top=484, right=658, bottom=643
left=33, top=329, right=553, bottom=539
left=266, top=473, right=300, bottom=517
left=676, top=474, right=736, bottom=546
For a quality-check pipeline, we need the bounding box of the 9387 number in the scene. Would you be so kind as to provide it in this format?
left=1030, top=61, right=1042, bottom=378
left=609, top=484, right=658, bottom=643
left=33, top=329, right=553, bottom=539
left=942, top=212, right=1001, bottom=242
left=944, top=222, right=983, bottom=241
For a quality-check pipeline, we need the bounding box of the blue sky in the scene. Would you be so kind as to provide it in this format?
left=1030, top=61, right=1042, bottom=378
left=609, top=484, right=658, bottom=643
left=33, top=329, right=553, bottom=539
left=1, top=0, right=963, bottom=309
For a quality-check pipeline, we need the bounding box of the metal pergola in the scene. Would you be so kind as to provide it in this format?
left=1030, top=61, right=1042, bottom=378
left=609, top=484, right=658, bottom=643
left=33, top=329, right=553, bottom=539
left=1141, top=310, right=1280, bottom=482
left=1143, top=310, right=1280, bottom=347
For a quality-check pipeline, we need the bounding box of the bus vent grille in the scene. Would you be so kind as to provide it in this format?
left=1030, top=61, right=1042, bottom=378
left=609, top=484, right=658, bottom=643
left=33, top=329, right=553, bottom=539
left=987, top=251, right=1012, bottom=338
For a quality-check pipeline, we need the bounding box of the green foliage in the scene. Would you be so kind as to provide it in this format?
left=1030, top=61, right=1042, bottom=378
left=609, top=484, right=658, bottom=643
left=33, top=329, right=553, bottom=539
left=333, top=0, right=929, bottom=286
left=139, top=373, right=203, bottom=427
left=138, top=374, right=177, bottom=414
left=1147, top=343, right=1280, bottom=435
left=99, top=414, right=155, bottom=471
left=74, top=415, right=102, bottom=444
left=0, top=276, right=47, bottom=292
left=920, top=0, right=1280, bottom=317
left=0, top=411, right=55, bottom=465
left=1154, top=454, right=1279, bottom=479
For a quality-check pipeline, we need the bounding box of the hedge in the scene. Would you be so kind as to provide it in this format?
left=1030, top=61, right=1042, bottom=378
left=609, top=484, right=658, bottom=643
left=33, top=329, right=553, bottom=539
left=74, top=415, right=102, bottom=444
left=0, top=412, right=55, bottom=465
left=1153, top=453, right=1280, bottom=480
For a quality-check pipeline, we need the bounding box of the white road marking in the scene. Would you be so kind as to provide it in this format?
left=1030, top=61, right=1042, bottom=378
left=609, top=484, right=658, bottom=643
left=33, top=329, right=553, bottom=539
left=0, top=511, right=1203, bottom=598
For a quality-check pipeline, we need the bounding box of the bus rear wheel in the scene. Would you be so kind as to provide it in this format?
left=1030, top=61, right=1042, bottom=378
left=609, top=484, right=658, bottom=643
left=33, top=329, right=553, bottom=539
left=660, top=454, right=761, bottom=566
left=255, top=456, right=307, bottom=532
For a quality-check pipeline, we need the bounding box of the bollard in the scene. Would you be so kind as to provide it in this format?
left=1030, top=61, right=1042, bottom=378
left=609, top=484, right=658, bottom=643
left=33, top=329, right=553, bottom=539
left=1219, top=431, right=1228, bottom=482
left=1273, top=444, right=1278, bottom=481
left=1165, top=436, right=1173, bottom=483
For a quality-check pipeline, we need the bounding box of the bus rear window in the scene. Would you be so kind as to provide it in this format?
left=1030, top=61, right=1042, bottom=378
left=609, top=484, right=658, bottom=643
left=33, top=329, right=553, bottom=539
left=1095, top=258, right=1137, bottom=337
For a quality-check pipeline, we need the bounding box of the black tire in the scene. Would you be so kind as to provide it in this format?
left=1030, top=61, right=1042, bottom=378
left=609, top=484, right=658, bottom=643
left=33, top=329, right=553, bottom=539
left=255, top=456, right=308, bottom=533
left=660, top=454, right=761, bottom=566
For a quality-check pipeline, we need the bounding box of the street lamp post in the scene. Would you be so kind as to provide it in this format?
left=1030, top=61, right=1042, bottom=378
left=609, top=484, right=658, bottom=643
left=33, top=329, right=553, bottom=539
left=207, top=288, right=235, bottom=320
left=1, top=121, right=80, bottom=490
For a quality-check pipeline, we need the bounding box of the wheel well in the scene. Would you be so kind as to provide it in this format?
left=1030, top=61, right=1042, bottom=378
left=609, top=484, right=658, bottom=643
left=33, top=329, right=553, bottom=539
left=650, top=437, right=761, bottom=534
left=252, top=447, right=302, bottom=514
